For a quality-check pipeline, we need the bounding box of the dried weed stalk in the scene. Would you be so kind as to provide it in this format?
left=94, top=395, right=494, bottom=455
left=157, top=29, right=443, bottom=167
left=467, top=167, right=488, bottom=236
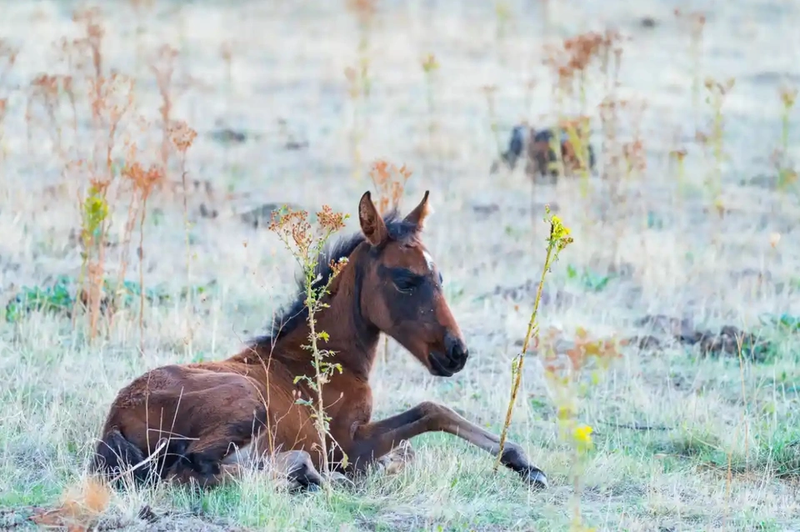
left=421, top=54, right=439, bottom=143
left=122, top=161, right=165, bottom=343
left=368, top=160, right=413, bottom=215
left=151, top=44, right=180, bottom=180
left=675, top=10, right=707, bottom=128
left=369, top=159, right=413, bottom=364
left=775, top=85, right=798, bottom=191
left=699, top=77, right=734, bottom=219
left=168, top=120, right=198, bottom=310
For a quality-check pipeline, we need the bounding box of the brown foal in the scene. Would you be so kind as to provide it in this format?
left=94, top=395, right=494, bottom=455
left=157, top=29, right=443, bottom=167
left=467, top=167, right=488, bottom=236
left=92, top=190, right=548, bottom=491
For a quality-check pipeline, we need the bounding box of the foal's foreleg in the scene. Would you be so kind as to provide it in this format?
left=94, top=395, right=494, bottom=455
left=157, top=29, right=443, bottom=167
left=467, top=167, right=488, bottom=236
left=351, top=401, right=547, bottom=489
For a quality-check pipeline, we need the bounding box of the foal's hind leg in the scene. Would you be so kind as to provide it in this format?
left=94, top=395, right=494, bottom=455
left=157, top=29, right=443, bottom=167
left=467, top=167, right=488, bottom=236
left=166, top=462, right=244, bottom=489
left=349, top=402, right=547, bottom=489
left=166, top=449, right=324, bottom=492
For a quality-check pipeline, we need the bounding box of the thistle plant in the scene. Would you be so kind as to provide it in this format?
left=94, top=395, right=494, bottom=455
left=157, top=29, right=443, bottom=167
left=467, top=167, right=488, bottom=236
left=269, top=205, right=349, bottom=480
left=495, top=206, right=573, bottom=472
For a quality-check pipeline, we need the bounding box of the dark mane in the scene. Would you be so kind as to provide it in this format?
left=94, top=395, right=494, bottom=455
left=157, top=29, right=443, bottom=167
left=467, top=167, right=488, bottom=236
left=249, top=208, right=418, bottom=349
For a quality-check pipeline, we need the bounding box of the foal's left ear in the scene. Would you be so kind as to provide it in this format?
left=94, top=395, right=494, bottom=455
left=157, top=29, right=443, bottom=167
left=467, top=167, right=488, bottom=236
left=403, top=190, right=431, bottom=230
left=359, top=191, right=389, bottom=246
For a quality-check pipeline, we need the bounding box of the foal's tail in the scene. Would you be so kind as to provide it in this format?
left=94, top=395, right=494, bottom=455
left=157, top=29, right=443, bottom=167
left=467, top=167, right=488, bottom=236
left=91, top=427, right=153, bottom=487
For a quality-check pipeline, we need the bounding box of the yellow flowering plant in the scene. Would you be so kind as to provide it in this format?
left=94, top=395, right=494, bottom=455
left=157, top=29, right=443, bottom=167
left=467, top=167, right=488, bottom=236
left=495, top=205, right=573, bottom=472
left=541, top=323, right=624, bottom=531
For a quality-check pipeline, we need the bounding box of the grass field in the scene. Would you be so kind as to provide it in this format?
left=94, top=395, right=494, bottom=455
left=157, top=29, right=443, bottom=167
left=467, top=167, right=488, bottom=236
left=1, top=0, right=800, bottom=530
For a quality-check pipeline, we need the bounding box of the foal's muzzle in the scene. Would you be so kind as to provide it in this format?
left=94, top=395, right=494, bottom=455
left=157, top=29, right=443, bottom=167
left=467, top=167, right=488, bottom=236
left=428, top=331, right=469, bottom=377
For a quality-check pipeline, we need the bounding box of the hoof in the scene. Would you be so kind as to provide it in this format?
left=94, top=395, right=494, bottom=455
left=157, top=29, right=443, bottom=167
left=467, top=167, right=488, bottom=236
left=522, top=467, right=548, bottom=490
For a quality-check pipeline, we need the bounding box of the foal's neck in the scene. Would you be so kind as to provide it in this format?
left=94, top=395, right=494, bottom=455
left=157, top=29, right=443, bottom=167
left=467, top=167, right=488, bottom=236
left=274, top=252, right=381, bottom=381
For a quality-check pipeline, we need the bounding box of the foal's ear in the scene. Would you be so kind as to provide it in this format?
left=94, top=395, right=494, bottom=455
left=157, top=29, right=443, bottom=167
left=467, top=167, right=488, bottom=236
left=403, top=190, right=431, bottom=230
left=358, top=191, right=389, bottom=246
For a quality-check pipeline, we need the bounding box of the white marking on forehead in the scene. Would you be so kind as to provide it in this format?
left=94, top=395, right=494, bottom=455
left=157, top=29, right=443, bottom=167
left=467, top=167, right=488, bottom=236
left=422, top=250, right=435, bottom=272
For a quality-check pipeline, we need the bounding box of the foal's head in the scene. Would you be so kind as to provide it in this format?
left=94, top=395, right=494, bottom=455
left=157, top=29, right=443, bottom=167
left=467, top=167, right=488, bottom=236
left=356, top=191, right=468, bottom=377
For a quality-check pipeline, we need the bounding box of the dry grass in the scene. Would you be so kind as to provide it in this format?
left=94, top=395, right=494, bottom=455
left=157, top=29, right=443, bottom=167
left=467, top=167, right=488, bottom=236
left=1, top=0, right=800, bottom=530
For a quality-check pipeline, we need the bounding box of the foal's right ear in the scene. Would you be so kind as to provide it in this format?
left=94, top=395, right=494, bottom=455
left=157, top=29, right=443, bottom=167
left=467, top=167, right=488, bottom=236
left=358, top=191, right=389, bottom=246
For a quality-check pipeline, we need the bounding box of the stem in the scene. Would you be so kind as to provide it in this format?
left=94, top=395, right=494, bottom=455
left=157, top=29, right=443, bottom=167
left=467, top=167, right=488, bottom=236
left=495, top=236, right=556, bottom=471
left=306, top=295, right=330, bottom=477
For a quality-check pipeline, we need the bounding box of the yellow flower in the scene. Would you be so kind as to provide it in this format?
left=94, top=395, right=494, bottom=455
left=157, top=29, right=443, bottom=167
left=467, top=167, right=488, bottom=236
left=573, top=424, right=594, bottom=452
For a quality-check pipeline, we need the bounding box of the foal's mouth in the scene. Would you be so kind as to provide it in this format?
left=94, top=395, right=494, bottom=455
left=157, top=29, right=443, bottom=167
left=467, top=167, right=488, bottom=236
left=427, top=351, right=465, bottom=377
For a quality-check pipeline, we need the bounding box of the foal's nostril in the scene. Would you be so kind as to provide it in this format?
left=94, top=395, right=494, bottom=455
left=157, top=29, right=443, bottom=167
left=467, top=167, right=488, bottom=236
left=445, top=332, right=468, bottom=362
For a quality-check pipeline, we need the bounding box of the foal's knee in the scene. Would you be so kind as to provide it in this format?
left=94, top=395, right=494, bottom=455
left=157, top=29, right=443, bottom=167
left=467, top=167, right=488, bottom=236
left=417, top=401, right=452, bottom=420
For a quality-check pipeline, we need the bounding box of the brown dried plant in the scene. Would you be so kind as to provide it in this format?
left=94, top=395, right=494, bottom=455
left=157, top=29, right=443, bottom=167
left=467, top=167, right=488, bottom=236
left=675, top=9, right=707, bottom=127
left=369, top=159, right=413, bottom=365
left=168, top=119, right=198, bottom=308
left=27, top=75, right=64, bottom=158
left=122, top=161, right=165, bottom=342
left=151, top=44, right=180, bottom=179
left=544, top=30, right=622, bottom=111
left=346, top=0, right=376, bottom=99
left=542, top=30, right=623, bottom=201
left=368, top=160, right=413, bottom=215
left=76, top=73, right=136, bottom=339
left=0, top=40, right=18, bottom=95
left=702, top=77, right=735, bottom=218
left=621, top=101, right=648, bottom=239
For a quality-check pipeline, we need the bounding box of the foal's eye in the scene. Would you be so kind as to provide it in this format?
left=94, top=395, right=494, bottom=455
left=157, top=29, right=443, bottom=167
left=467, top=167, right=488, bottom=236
left=391, top=269, right=421, bottom=293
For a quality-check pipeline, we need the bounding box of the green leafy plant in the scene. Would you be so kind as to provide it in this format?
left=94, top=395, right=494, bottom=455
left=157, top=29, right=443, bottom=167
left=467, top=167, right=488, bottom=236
left=268, top=204, right=350, bottom=483
left=566, top=264, right=614, bottom=292
left=5, top=275, right=213, bottom=323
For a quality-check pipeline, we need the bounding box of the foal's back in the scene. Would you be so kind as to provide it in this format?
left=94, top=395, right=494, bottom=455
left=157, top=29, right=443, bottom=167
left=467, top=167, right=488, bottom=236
left=97, top=355, right=320, bottom=483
